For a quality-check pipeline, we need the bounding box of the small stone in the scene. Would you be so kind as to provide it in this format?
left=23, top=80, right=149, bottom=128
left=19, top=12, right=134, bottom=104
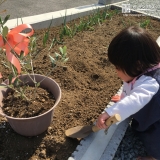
left=0, top=125, right=5, bottom=128
left=35, top=150, right=40, bottom=155
left=30, top=156, right=39, bottom=160
left=39, top=150, right=46, bottom=158
left=40, top=144, right=45, bottom=148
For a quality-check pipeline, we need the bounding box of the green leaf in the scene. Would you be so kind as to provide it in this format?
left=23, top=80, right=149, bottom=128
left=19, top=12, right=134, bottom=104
left=43, top=32, right=49, bottom=46
left=55, top=52, right=61, bottom=60
left=49, top=55, right=56, bottom=65
left=0, top=84, right=7, bottom=88
left=25, top=60, right=32, bottom=69
left=8, top=74, right=13, bottom=85
left=3, top=15, right=10, bottom=25
left=59, top=47, right=63, bottom=54
left=19, top=51, right=24, bottom=59
left=48, top=38, right=56, bottom=51
left=63, top=57, right=69, bottom=63
left=1, top=61, right=9, bottom=68
left=0, top=17, right=2, bottom=24
left=2, top=26, right=8, bottom=37
left=63, top=46, right=67, bottom=54
left=36, top=82, right=40, bottom=87
left=13, top=77, right=19, bottom=86
left=55, top=52, right=60, bottom=56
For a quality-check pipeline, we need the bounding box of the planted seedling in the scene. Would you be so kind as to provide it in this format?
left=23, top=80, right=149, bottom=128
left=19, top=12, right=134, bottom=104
left=0, top=15, right=69, bottom=102
left=139, top=18, right=151, bottom=29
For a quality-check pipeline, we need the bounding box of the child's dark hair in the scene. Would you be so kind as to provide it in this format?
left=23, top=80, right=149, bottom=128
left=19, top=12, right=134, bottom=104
left=108, top=26, right=160, bottom=77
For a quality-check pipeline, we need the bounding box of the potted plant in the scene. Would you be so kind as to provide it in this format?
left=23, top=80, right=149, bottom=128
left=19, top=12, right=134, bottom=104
left=0, top=15, right=69, bottom=136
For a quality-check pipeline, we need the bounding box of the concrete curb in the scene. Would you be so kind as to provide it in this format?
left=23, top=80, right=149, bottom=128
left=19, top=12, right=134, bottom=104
left=6, top=1, right=128, bottom=30
left=6, top=4, right=107, bottom=29
left=99, top=118, right=130, bottom=160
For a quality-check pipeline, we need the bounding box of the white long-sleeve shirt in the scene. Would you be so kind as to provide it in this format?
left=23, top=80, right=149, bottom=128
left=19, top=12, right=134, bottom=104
left=105, top=75, right=159, bottom=122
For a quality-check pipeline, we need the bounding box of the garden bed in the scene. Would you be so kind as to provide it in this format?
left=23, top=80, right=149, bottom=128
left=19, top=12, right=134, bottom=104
left=0, top=9, right=160, bottom=160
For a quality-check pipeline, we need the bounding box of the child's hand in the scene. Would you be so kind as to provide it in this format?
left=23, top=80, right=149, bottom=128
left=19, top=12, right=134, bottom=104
left=96, top=112, right=110, bottom=129
left=111, top=95, right=120, bottom=102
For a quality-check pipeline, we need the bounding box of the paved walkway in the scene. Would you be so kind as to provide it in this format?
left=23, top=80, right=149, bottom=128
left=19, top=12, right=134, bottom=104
left=1, top=0, right=97, bottom=19
left=2, top=0, right=160, bottom=20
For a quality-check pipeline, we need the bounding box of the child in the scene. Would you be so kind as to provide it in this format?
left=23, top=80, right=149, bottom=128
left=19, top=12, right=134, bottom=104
left=96, top=26, right=160, bottom=160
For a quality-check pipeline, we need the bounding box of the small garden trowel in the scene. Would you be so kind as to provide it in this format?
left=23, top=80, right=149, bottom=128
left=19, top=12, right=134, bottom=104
left=65, top=114, right=121, bottom=138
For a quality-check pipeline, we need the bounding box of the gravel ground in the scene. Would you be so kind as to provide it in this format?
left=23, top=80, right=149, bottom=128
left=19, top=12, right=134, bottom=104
left=113, top=122, right=148, bottom=160
left=115, top=0, right=160, bottom=17
left=129, top=0, right=160, bottom=17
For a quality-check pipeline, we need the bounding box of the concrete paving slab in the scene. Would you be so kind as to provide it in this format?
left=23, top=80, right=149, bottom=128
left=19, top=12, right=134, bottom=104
left=6, top=4, right=108, bottom=29
left=113, top=0, right=160, bottom=19
left=5, top=0, right=129, bottom=30
left=80, top=124, right=119, bottom=160
left=1, top=0, right=98, bottom=19
left=99, top=118, right=130, bottom=160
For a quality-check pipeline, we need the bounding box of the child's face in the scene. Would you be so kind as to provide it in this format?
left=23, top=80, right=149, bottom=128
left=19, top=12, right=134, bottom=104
left=115, top=68, right=134, bottom=82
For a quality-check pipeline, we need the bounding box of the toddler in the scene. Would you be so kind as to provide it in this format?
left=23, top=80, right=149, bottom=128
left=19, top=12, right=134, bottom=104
left=96, top=26, right=160, bottom=160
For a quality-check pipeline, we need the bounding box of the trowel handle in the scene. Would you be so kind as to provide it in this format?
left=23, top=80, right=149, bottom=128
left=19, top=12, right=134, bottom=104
left=105, top=114, right=121, bottom=126
left=92, top=114, right=121, bottom=132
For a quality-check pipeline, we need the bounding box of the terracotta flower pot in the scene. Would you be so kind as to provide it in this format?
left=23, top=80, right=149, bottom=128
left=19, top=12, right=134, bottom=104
left=0, top=74, right=61, bottom=136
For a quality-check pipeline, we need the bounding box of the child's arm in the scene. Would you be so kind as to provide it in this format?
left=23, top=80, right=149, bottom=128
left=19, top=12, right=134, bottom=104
left=106, top=75, right=159, bottom=122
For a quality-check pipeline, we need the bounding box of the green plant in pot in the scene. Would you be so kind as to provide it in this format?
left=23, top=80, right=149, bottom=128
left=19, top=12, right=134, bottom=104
left=0, top=15, right=69, bottom=136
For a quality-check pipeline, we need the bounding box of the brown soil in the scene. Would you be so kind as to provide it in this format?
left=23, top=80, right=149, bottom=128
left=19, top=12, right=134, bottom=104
left=2, top=86, right=56, bottom=118
left=0, top=10, right=160, bottom=160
